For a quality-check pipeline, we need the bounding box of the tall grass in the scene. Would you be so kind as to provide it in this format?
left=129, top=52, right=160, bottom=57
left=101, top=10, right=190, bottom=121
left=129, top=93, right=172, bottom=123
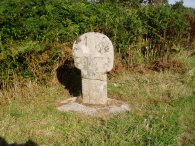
left=0, top=59, right=194, bottom=145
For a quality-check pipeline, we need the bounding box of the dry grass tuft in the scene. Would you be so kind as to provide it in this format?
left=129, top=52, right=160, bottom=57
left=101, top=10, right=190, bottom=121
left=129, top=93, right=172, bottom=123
left=0, top=53, right=194, bottom=145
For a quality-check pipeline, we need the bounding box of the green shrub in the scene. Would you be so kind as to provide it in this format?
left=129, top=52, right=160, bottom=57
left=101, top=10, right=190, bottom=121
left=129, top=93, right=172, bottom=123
left=0, top=0, right=193, bottom=87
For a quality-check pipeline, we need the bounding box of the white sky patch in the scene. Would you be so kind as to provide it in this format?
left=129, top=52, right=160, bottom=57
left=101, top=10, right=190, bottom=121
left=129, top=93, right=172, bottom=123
left=168, top=0, right=195, bottom=8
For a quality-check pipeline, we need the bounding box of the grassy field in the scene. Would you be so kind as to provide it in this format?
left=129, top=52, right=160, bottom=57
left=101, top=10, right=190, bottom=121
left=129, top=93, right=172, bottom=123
left=0, top=55, right=195, bottom=145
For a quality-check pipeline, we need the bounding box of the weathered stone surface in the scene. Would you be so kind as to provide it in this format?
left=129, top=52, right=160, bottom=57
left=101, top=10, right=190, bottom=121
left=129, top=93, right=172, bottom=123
left=57, top=97, right=131, bottom=116
left=72, top=32, right=114, bottom=104
left=57, top=32, right=130, bottom=116
left=82, top=78, right=107, bottom=104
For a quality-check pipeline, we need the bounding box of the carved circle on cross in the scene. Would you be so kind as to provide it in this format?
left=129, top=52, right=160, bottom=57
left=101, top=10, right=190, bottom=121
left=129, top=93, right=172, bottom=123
left=72, top=32, right=114, bottom=76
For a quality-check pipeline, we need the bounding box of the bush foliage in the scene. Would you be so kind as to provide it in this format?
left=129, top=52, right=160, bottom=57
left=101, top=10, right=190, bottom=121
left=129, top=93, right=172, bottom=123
left=0, top=0, right=194, bottom=85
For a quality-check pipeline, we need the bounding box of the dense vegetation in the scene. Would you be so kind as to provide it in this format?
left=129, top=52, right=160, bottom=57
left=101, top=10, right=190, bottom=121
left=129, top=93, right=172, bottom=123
left=0, top=0, right=195, bottom=87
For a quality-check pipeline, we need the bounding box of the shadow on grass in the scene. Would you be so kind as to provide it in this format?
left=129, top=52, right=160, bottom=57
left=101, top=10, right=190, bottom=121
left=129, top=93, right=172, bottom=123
left=56, top=60, right=82, bottom=97
left=0, top=137, right=37, bottom=146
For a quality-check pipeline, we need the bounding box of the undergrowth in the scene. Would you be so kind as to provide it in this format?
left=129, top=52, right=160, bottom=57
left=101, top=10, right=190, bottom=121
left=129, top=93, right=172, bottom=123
left=0, top=54, right=194, bottom=145
left=1, top=0, right=195, bottom=87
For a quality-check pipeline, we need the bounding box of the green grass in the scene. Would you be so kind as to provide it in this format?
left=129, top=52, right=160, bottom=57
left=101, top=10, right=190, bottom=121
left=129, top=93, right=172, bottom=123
left=0, top=57, right=195, bottom=145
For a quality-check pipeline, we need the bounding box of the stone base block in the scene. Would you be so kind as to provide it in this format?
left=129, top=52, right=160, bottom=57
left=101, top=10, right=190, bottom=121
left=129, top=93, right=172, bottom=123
left=57, top=97, right=131, bottom=117
left=82, top=78, right=107, bottom=105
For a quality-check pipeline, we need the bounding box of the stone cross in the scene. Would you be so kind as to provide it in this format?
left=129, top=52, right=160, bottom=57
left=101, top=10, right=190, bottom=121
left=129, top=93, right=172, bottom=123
left=72, top=32, right=114, bottom=104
